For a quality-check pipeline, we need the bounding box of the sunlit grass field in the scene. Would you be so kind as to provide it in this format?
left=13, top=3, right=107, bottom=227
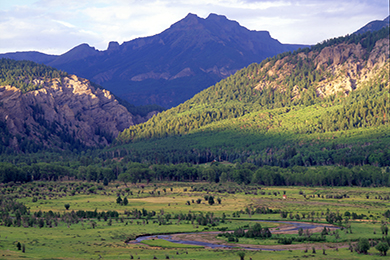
left=1, top=181, right=389, bottom=259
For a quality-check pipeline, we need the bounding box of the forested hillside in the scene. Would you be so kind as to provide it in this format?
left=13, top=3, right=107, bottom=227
left=0, top=27, right=389, bottom=187
left=0, top=59, right=68, bottom=93
left=114, top=27, right=389, bottom=167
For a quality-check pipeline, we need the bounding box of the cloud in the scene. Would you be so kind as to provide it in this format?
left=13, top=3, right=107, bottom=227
left=0, top=1, right=101, bottom=54
left=53, top=20, right=76, bottom=28
left=230, top=0, right=389, bottom=43
left=0, top=0, right=388, bottom=54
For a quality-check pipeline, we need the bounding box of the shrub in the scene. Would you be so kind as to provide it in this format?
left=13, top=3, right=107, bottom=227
left=381, top=225, right=389, bottom=235
left=237, top=251, right=245, bottom=260
left=278, top=237, right=293, bottom=244
left=376, top=242, right=389, bottom=256
left=357, top=238, right=370, bottom=254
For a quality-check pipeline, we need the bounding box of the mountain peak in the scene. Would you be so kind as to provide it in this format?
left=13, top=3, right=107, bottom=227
left=63, top=43, right=98, bottom=57
left=107, top=41, right=120, bottom=52
left=168, top=13, right=247, bottom=36
left=206, top=13, right=228, bottom=20
left=176, top=13, right=202, bottom=26
left=184, top=13, right=200, bottom=19
left=47, top=43, right=99, bottom=67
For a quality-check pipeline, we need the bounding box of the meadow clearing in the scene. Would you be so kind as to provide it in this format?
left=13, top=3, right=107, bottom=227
left=1, top=181, right=389, bottom=259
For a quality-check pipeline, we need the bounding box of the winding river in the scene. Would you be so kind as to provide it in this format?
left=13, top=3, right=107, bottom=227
left=134, top=221, right=339, bottom=251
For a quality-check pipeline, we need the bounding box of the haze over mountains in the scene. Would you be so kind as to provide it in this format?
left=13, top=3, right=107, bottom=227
left=0, top=13, right=307, bottom=108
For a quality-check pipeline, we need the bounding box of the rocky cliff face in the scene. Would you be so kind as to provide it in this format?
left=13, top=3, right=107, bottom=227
left=255, top=38, right=389, bottom=98
left=0, top=75, right=135, bottom=149
left=314, top=38, right=389, bottom=96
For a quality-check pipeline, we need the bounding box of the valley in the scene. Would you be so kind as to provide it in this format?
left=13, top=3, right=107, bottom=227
left=0, top=12, right=389, bottom=260
left=1, top=181, right=390, bottom=259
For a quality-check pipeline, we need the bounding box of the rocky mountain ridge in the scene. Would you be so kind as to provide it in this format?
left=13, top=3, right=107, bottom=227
left=0, top=13, right=307, bottom=108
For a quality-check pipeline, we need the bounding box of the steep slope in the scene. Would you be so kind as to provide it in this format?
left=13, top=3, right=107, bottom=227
left=112, top=28, right=389, bottom=166
left=0, top=13, right=307, bottom=108
left=0, top=59, right=135, bottom=152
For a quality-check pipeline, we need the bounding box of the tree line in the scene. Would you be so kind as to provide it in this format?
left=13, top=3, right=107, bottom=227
left=2, top=160, right=390, bottom=188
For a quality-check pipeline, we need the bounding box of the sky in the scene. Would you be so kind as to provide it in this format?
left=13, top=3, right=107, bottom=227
left=0, top=0, right=388, bottom=55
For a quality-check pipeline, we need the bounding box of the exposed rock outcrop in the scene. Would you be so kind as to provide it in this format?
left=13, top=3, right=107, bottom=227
left=254, top=38, right=389, bottom=97
left=0, top=75, right=135, bottom=148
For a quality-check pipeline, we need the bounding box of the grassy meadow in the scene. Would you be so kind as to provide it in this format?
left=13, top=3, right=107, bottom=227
left=1, top=181, right=389, bottom=259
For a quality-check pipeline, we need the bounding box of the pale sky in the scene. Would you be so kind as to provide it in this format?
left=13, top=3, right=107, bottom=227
left=0, top=0, right=388, bottom=55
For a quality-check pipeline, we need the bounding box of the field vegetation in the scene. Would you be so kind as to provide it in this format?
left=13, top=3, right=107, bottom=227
left=1, top=181, right=389, bottom=259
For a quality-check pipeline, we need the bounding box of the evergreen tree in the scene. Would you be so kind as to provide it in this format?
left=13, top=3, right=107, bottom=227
left=208, top=196, right=215, bottom=205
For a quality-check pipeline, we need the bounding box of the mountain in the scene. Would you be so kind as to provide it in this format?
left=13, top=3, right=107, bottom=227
left=0, top=59, right=158, bottom=152
left=0, top=13, right=307, bottom=108
left=354, top=16, right=390, bottom=34
left=0, top=51, right=57, bottom=64
left=113, top=27, right=390, bottom=167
